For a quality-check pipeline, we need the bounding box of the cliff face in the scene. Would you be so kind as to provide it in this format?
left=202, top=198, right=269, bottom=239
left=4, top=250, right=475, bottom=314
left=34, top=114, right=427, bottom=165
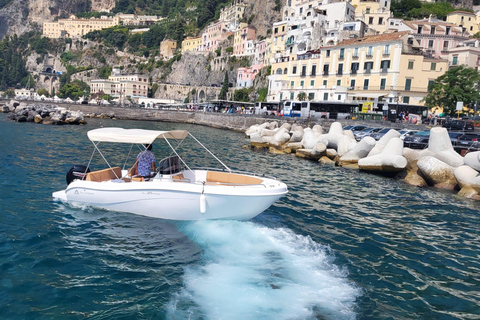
left=0, top=0, right=89, bottom=38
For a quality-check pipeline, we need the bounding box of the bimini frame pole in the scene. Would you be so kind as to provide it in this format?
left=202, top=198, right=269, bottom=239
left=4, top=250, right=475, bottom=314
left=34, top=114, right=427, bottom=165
left=162, top=136, right=194, bottom=174
left=88, top=141, right=121, bottom=179
left=188, top=132, right=231, bottom=172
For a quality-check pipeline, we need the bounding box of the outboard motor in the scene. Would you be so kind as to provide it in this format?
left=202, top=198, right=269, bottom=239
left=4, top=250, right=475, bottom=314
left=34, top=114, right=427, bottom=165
left=66, top=165, right=91, bottom=185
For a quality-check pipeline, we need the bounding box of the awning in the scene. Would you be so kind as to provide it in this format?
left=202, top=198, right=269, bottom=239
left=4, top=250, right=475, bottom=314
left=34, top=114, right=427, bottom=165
left=349, top=92, right=386, bottom=98
left=87, top=128, right=189, bottom=144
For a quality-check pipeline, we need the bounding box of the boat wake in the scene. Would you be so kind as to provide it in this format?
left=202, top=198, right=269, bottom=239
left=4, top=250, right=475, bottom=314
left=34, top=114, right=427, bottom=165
left=167, top=220, right=360, bottom=320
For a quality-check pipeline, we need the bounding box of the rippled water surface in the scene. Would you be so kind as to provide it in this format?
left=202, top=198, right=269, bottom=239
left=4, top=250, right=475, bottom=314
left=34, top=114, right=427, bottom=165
left=1, top=114, right=479, bottom=319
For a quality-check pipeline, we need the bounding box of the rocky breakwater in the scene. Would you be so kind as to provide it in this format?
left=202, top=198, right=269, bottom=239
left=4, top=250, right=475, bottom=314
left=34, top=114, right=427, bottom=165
left=7, top=101, right=85, bottom=125
left=246, top=121, right=480, bottom=201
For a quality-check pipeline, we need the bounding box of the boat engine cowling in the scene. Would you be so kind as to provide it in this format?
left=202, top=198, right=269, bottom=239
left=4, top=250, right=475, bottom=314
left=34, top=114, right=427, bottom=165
left=66, top=165, right=91, bottom=185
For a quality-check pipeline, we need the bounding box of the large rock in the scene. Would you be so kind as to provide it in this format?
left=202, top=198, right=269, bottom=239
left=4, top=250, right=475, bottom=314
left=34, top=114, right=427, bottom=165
left=302, top=128, right=318, bottom=149
left=358, top=138, right=407, bottom=173
left=427, top=127, right=463, bottom=167
left=368, top=129, right=400, bottom=157
left=339, top=136, right=376, bottom=164
left=289, top=129, right=304, bottom=143
left=417, top=156, right=457, bottom=189
left=454, top=165, right=480, bottom=200
left=401, top=148, right=428, bottom=187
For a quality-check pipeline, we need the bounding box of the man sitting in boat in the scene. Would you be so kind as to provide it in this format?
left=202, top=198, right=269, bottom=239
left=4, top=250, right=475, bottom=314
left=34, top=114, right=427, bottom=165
left=133, top=144, right=156, bottom=179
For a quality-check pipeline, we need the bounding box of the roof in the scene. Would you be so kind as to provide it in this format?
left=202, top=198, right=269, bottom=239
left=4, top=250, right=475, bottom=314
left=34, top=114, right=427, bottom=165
left=447, top=11, right=475, bottom=16
left=334, top=31, right=410, bottom=47
left=87, top=128, right=189, bottom=144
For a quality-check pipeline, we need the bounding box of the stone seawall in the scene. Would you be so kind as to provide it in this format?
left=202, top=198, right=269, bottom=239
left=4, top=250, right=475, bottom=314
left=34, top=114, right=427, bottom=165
left=59, top=104, right=293, bottom=132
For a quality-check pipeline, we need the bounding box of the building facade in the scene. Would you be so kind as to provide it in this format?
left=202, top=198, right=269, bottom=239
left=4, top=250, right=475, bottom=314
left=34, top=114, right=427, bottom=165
left=160, top=39, right=177, bottom=59
left=43, top=15, right=120, bottom=38
left=90, top=72, right=149, bottom=98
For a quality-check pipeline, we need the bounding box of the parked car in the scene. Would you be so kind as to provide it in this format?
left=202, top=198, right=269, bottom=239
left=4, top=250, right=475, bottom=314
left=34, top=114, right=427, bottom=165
left=370, top=128, right=394, bottom=141
left=398, top=129, right=419, bottom=140
left=442, top=119, right=474, bottom=131
left=354, top=127, right=384, bottom=141
left=448, top=132, right=465, bottom=147
left=456, top=133, right=480, bottom=148
left=403, top=130, right=430, bottom=149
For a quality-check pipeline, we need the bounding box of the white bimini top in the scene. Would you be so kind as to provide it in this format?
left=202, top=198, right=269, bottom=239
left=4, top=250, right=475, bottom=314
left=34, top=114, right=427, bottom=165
left=87, top=128, right=189, bottom=144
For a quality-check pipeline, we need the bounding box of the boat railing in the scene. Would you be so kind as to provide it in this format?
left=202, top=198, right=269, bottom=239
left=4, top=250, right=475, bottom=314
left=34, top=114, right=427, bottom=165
left=191, top=167, right=278, bottom=181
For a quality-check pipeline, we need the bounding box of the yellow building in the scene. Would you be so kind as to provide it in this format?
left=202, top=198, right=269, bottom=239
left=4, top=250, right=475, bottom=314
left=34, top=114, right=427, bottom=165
left=268, top=31, right=448, bottom=105
left=446, top=11, right=478, bottom=35
left=90, top=73, right=149, bottom=98
left=181, top=37, right=203, bottom=53
left=160, top=39, right=177, bottom=59
left=43, top=15, right=120, bottom=38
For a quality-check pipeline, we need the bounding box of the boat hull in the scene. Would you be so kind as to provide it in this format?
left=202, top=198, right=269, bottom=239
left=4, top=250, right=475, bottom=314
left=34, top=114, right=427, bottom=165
left=53, top=179, right=287, bottom=220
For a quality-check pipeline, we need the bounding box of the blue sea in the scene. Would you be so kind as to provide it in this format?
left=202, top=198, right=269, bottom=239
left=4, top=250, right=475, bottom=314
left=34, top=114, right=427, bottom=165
left=1, top=113, right=479, bottom=319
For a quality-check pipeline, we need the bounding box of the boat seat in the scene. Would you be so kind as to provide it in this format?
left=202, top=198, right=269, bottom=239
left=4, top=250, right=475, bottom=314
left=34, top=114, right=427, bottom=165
left=86, top=167, right=122, bottom=182
left=206, top=171, right=262, bottom=185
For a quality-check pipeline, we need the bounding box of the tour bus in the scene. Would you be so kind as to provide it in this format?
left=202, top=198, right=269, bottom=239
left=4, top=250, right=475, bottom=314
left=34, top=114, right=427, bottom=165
left=282, top=101, right=303, bottom=117
left=254, top=102, right=281, bottom=115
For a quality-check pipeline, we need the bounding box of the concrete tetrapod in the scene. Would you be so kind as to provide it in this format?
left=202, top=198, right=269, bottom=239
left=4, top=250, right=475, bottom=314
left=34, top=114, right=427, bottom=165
left=358, top=137, right=407, bottom=173
left=427, top=127, right=463, bottom=167
left=319, top=122, right=356, bottom=156
left=339, top=136, right=376, bottom=164
left=368, top=129, right=400, bottom=157
left=463, top=151, right=480, bottom=172
left=454, top=165, right=480, bottom=200
left=416, top=156, right=457, bottom=190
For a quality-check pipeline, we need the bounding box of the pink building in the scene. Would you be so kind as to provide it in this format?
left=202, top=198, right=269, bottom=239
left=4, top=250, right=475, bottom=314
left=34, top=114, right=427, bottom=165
left=237, top=64, right=263, bottom=88
left=234, top=24, right=256, bottom=55
left=391, top=18, right=468, bottom=58
left=202, top=20, right=227, bottom=52
left=254, top=39, right=267, bottom=65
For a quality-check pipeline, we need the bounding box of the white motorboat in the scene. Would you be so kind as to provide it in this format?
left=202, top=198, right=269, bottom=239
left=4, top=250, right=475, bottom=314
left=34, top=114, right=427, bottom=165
left=52, top=127, right=288, bottom=220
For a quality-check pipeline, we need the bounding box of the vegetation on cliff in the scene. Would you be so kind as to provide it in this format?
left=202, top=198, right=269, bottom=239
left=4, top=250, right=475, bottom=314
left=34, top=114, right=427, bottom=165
left=391, top=0, right=473, bottom=19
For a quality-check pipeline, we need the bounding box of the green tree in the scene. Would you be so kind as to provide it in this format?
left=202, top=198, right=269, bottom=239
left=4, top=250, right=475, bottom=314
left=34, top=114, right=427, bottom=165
left=218, top=71, right=229, bottom=100
left=234, top=88, right=251, bottom=102
left=424, top=66, right=480, bottom=116
left=391, top=0, right=422, bottom=18
left=4, top=88, right=15, bottom=98
left=37, top=88, right=49, bottom=97
left=297, top=92, right=307, bottom=101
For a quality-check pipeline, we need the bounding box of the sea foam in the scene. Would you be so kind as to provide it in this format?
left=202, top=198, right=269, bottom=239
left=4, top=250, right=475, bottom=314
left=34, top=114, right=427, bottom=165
left=167, top=220, right=360, bottom=320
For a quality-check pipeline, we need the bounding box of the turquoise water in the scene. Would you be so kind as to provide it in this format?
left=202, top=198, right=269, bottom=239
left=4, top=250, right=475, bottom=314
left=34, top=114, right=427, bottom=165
left=1, top=113, right=479, bottom=319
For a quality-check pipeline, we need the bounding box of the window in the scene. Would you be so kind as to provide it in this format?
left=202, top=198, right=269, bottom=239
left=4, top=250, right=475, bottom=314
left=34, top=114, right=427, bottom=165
left=408, top=61, right=414, bottom=69
left=452, top=55, right=458, bottom=66
left=380, top=60, right=390, bottom=72
left=446, top=26, right=451, bottom=35
left=378, top=17, right=383, bottom=25
left=364, top=61, right=373, bottom=73
left=323, top=92, right=329, bottom=100
left=428, top=40, right=434, bottom=48
left=430, top=62, right=436, bottom=71
left=380, top=78, right=386, bottom=90
left=363, top=79, right=369, bottom=90
left=308, top=93, right=315, bottom=100
left=337, top=63, right=343, bottom=75
left=323, top=79, right=327, bottom=86
left=290, top=81, right=294, bottom=88
left=311, top=65, right=317, bottom=75
left=405, top=78, right=412, bottom=91
left=443, top=41, right=448, bottom=49
left=300, top=80, right=304, bottom=87
left=366, top=7, right=370, bottom=14
left=430, top=26, right=435, bottom=34
left=351, top=62, right=359, bottom=74
left=369, top=17, right=374, bottom=24
left=428, top=80, right=434, bottom=92
left=353, top=47, right=359, bottom=57
left=340, top=48, right=345, bottom=59
left=350, top=79, right=356, bottom=88
left=276, top=68, right=282, bottom=74
left=274, top=27, right=278, bottom=34
left=284, top=68, right=288, bottom=74
left=323, top=64, right=329, bottom=75
left=403, top=96, right=410, bottom=103
left=384, top=44, right=390, bottom=55
left=337, top=79, right=341, bottom=86
left=417, top=25, right=423, bottom=34
left=367, top=46, right=373, bottom=56
left=290, top=92, right=294, bottom=99
left=310, top=80, right=314, bottom=86
left=292, top=66, right=297, bottom=74
left=301, top=65, right=307, bottom=76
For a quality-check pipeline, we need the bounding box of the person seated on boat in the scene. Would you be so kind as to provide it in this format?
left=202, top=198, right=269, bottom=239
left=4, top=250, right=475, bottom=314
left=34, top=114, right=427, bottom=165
left=133, top=144, right=156, bottom=180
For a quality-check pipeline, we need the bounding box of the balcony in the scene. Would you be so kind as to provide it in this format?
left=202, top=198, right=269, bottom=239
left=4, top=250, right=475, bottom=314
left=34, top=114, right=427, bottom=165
left=364, top=69, right=371, bottom=74
left=336, top=70, right=343, bottom=76
left=383, top=51, right=390, bottom=57
left=366, top=53, right=373, bottom=58
left=380, top=68, right=388, bottom=73
left=352, top=54, right=359, bottom=59
left=323, top=71, right=329, bottom=76
left=339, top=56, right=345, bottom=60
left=351, top=70, right=357, bottom=75
left=300, top=72, right=307, bottom=77
left=310, top=72, right=316, bottom=76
